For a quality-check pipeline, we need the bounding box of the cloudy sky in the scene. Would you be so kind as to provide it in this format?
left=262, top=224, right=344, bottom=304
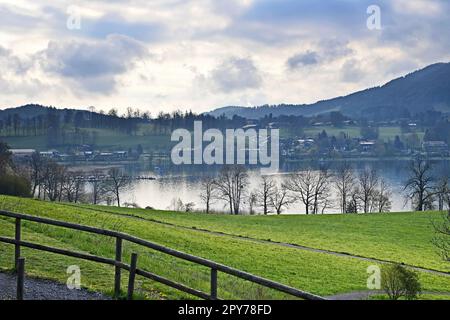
left=0, top=0, right=449, bottom=115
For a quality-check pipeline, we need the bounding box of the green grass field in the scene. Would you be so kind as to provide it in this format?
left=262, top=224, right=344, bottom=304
left=299, top=126, right=425, bottom=143
left=85, top=206, right=449, bottom=273
left=0, top=128, right=173, bottom=151
left=1, top=125, right=425, bottom=151
left=0, top=196, right=449, bottom=300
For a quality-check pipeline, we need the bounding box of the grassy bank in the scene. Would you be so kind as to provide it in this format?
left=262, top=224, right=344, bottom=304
left=0, top=196, right=448, bottom=300
left=77, top=205, right=450, bottom=273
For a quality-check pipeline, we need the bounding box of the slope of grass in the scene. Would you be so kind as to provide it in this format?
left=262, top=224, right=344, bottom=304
left=76, top=205, right=450, bottom=273
left=0, top=129, right=172, bottom=151
left=0, top=196, right=448, bottom=300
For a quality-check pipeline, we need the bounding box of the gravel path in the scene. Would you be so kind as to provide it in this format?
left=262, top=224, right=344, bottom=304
left=0, top=272, right=110, bottom=300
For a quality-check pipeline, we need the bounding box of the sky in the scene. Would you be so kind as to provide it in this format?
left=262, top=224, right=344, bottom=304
left=0, top=0, right=449, bottom=115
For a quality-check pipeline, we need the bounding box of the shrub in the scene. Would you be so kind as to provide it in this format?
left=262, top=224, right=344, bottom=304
left=0, top=174, right=32, bottom=198
left=381, top=264, right=421, bottom=300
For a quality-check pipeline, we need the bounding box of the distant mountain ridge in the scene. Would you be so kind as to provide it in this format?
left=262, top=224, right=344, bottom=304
left=0, top=104, right=54, bottom=119
left=2, top=63, right=450, bottom=122
left=0, top=104, right=96, bottom=120
left=207, top=62, right=450, bottom=120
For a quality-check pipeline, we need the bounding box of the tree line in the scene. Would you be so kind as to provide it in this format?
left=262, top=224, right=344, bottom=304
left=11, top=151, right=132, bottom=207
left=198, top=159, right=450, bottom=216
left=198, top=164, right=392, bottom=216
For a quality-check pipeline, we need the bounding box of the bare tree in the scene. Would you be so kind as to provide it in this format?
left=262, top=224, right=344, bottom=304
left=270, top=183, right=292, bottom=215
left=42, top=161, right=66, bottom=202
left=105, top=168, right=131, bottom=207
left=0, top=141, right=12, bottom=176
left=285, top=169, right=331, bottom=215
left=373, top=179, right=392, bottom=213
left=185, top=202, right=196, bottom=213
left=435, top=177, right=450, bottom=211
left=346, top=190, right=360, bottom=214
left=168, top=198, right=185, bottom=212
left=214, top=166, right=249, bottom=215
left=63, top=171, right=84, bottom=203
left=404, top=158, right=435, bottom=211
left=28, top=151, right=44, bottom=196
left=199, top=176, right=216, bottom=214
left=356, top=168, right=379, bottom=213
left=257, top=176, right=276, bottom=215
left=88, top=170, right=107, bottom=205
left=248, top=192, right=258, bottom=215
left=312, top=170, right=332, bottom=214
left=285, top=170, right=316, bottom=215
left=334, top=163, right=355, bottom=214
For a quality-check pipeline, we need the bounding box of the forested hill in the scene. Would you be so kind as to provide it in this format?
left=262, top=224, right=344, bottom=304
left=0, top=104, right=50, bottom=119
left=0, top=104, right=98, bottom=121
left=0, top=104, right=149, bottom=145
left=208, top=62, right=450, bottom=120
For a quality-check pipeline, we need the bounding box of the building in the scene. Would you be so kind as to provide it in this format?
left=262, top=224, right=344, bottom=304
left=422, top=141, right=448, bottom=155
left=10, top=149, right=36, bottom=159
left=359, top=141, right=376, bottom=153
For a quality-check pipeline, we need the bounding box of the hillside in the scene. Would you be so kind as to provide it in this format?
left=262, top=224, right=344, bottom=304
left=208, top=63, right=450, bottom=120
left=0, top=105, right=51, bottom=120
left=0, top=196, right=449, bottom=300
left=0, top=104, right=93, bottom=120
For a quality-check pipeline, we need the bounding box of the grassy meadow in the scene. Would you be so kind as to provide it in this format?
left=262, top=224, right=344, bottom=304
left=0, top=195, right=449, bottom=300
left=0, top=126, right=172, bottom=151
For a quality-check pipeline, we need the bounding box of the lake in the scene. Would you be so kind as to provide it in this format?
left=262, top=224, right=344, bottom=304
left=111, top=159, right=450, bottom=214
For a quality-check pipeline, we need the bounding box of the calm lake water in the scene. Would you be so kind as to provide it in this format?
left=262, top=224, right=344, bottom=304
left=113, top=160, right=450, bottom=214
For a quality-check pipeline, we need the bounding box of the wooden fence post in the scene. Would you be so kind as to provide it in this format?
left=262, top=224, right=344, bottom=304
left=16, top=257, right=25, bottom=300
left=114, top=237, right=123, bottom=298
left=210, top=268, right=218, bottom=300
left=15, top=218, right=21, bottom=270
left=127, top=253, right=138, bottom=300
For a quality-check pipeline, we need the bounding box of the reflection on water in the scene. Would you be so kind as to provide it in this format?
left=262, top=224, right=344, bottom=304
left=117, top=159, right=450, bottom=214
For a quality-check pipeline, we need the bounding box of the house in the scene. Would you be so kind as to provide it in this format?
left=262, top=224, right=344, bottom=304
left=359, top=141, right=376, bottom=153
left=422, top=141, right=448, bottom=155
left=113, top=151, right=128, bottom=159
left=297, top=139, right=315, bottom=148
left=40, top=150, right=59, bottom=159
left=242, top=124, right=259, bottom=130
left=10, top=149, right=36, bottom=159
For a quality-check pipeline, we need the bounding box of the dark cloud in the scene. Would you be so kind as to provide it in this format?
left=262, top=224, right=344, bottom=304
left=287, top=39, right=353, bottom=71
left=210, top=57, right=262, bottom=93
left=0, top=45, right=47, bottom=96
left=0, top=46, right=33, bottom=76
left=220, top=0, right=450, bottom=60
left=287, top=51, right=319, bottom=69
left=318, top=39, right=354, bottom=59
left=223, top=0, right=373, bottom=44
left=39, top=34, right=149, bottom=94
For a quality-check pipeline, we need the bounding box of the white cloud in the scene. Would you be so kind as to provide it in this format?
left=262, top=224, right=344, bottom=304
left=39, top=34, right=149, bottom=94
left=0, top=0, right=448, bottom=113
left=205, top=57, right=262, bottom=93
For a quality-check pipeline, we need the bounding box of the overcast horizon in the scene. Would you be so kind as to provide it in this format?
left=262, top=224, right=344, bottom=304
left=1, top=0, right=450, bottom=115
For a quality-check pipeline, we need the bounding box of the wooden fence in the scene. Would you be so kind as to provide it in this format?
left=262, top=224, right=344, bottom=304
left=0, top=210, right=325, bottom=300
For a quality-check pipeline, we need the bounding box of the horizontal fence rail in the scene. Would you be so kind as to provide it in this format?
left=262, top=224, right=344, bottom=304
left=0, top=210, right=326, bottom=300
